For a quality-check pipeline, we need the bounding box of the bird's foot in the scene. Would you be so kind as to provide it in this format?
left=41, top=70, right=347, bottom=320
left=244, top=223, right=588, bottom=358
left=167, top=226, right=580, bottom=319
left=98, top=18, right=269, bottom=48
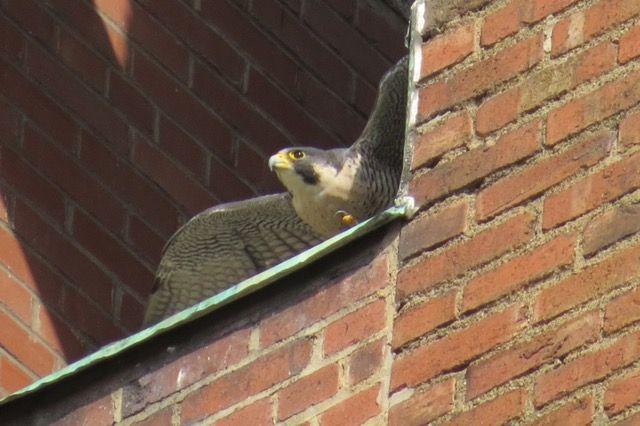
left=335, top=210, right=359, bottom=228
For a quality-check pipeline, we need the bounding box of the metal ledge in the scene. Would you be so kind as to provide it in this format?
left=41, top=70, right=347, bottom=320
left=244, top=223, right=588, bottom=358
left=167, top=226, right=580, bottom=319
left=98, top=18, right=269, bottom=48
left=0, top=200, right=411, bottom=406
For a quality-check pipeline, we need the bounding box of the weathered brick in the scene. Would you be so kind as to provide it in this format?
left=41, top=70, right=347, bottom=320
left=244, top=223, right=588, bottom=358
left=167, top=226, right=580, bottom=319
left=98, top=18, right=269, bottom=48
left=181, top=339, right=312, bottom=423
left=412, top=111, right=473, bottom=170
left=544, top=153, right=640, bottom=229
left=478, top=130, right=612, bottom=221
left=418, top=33, right=542, bottom=120
left=605, top=372, right=640, bottom=416
left=348, top=338, right=384, bottom=385
left=319, top=384, right=380, bottom=426
left=481, top=0, right=580, bottom=46
left=398, top=212, right=535, bottom=299
left=392, top=304, right=526, bottom=390
left=620, top=24, right=640, bottom=63
left=547, top=70, right=640, bottom=144
left=324, top=299, right=386, bottom=355
left=411, top=120, right=541, bottom=207
left=466, top=311, right=600, bottom=398
left=393, top=291, right=456, bottom=348
left=260, top=254, right=388, bottom=347
left=0, top=269, right=33, bottom=325
left=535, top=242, right=640, bottom=322
left=421, top=22, right=475, bottom=79
left=213, top=398, right=272, bottom=426
left=605, top=287, right=640, bottom=333
left=389, top=380, right=454, bottom=426
left=0, top=355, right=32, bottom=393
left=399, top=200, right=468, bottom=260
left=617, top=412, right=640, bottom=426
left=620, top=110, right=640, bottom=147
left=122, top=328, right=250, bottom=416
left=448, top=389, right=526, bottom=425
left=533, top=395, right=594, bottom=425
left=535, top=331, right=640, bottom=406
left=38, top=305, right=88, bottom=362
left=0, top=310, right=56, bottom=377
left=51, top=394, right=114, bottom=426
left=132, top=406, right=173, bottom=426
left=277, top=364, right=339, bottom=420
left=462, top=234, right=576, bottom=312
left=551, top=0, right=640, bottom=56
left=477, top=42, right=617, bottom=135
left=583, top=202, right=640, bottom=256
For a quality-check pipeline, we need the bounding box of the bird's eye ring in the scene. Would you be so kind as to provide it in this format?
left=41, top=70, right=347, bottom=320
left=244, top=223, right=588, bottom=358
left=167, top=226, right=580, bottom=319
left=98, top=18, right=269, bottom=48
left=288, top=150, right=305, bottom=160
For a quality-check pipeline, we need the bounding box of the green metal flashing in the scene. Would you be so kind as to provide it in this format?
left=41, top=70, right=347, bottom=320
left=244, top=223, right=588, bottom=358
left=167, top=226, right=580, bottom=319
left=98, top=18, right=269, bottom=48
left=0, top=200, right=411, bottom=406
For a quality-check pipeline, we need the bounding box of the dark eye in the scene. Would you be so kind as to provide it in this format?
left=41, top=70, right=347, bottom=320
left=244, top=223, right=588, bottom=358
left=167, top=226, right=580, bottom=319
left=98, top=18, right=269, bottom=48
left=288, top=150, right=305, bottom=160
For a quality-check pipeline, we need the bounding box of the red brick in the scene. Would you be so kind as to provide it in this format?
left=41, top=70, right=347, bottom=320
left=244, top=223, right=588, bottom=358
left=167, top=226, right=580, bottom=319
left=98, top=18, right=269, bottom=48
left=213, top=398, right=272, bottom=426
left=119, top=292, right=145, bottom=332
left=323, top=299, right=386, bottom=355
left=79, top=133, right=179, bottom=236
left=391, top=304, right=526, bottom=391
left=136, top=0, right=245, bottom=84
left=0, top=269, right=32, bottom=325
left=552, top=0, right=640, bottom=56
left=2, top=0, right=56, bottom=48
left=398, top=212, right=535, bottom=299
left=418, top=33, right=542, bottom=120
left=605, top=287, right=640, bottom=334
left=61, top=286, right=123, bottom=345
left=319, top=384, right=381, bottom=426
left=478, top=130, right=612, bottom=221
left=23, top=125, right=126, bottom=233
left=348, top=338, right=384, bottom=385
left=94, top=0, right=188, bottom=79
left=620, top=110, right=640, bottom=147
left=57, top=28, right=108, bottom=93
left=583, top=202, right=640, bottom=256
left=412, top=112, right=473, bottom=170
left=477, top=42, right=617, bottom=135
left=0, top=310, right=56, bottom=376
left=0, top=146, right=66, bottom=224
left=122, top=328, right=250, bottom=415
left=448, top=388, right=526, bottom=425
left=535, top=331, right=640, bottom=406
left=356, top=1, right=406, bottom=61
left=260, top=254, right=388, bottom=347
left=533, top=395, right=594, bottom=425
left=0, top=14, right=25, bottom=64
left=12, top=200, right=114, bottom=310
left=133, top=52, right=233, bottom=160
left=544, top=152, right=640, bottom=229
left=616, top=412, right=640, bottom=426
left=535, top=242, right=640, bottom=322
left=411, top=120, right=541, bottom=207
left=127, top=215, right=165, bottom=266
left=389, top=379, right=455, bottom=426
left=421, top=22, right=475, bottom=78
left=620, top=24, right=640, bottom=63
left=400, top=200, right=468, bottom=261
left=278, top=364, right=339, bottom=420
left=73, top=209, right=154, bottom=296
left=51, top=394, right=114, bottom=426
left=132, top=407, right=173, bottom=426
left=467, top=311, right=600, bottom=399
left=38, top=305, right=88, bottom=361
left=26, top=42, right=130, bottom=151
left=393, top=291, right=456, bottom=348
left=0, top=100, right=20, bottom=145
left=302, top=0, right=389, bottom=85
left=547, top=69, right=640, bottom=144
left=158, top=117, right=207, bottom=183
left=133, top=134, right=218, bottom=216
left=605, top=372, right=640, bottom=416
left=209, top=156, right=256, bottom=203
left=462, top=234, right=576, bottom=312
left=0, top=355, right=32, bottom=393
left=108, top=71, right=154, bottom=135
left=181, top=339, right=311, bottom=423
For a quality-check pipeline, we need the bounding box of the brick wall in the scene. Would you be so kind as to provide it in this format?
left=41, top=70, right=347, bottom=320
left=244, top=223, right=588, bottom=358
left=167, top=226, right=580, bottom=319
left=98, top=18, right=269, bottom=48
left=0, top=0, right=406, bottom=395
left=391, top=0, right=640, bottom=424
left=2, top=0, right=640, bottom=424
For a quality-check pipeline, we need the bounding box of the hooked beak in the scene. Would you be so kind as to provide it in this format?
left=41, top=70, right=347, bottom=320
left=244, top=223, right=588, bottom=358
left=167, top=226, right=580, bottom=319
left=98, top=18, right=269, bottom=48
left=268, top=152, right=292, bottom=171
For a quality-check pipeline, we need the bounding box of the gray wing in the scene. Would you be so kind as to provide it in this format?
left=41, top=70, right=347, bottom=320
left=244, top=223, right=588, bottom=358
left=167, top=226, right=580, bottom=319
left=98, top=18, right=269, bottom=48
left=144, top=193, right=322, bottom=325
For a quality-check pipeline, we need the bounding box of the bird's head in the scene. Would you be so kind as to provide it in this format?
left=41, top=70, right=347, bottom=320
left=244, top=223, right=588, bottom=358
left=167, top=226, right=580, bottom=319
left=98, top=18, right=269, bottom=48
left=268, top=147, right=346, bottom=194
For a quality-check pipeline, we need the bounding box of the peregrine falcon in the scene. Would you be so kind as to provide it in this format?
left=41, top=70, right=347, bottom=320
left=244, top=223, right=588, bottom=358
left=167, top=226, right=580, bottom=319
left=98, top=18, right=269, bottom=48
left=144, top=57, right=408, bottom=325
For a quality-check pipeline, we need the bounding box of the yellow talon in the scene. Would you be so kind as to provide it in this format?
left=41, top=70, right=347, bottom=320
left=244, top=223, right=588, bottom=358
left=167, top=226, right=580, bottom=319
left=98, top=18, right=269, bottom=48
left=336, top=211, right=358, bottom=227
